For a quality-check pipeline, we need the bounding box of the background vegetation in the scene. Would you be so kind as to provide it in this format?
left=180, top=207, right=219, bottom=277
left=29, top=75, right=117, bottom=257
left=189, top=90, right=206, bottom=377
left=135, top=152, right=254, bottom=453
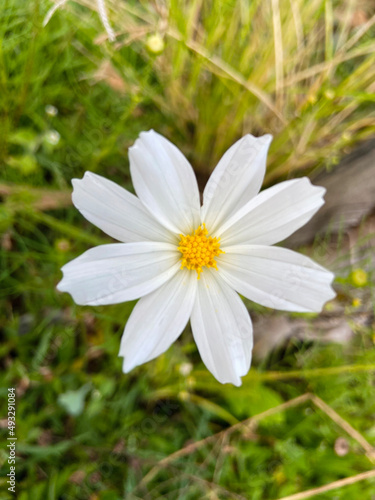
left=1, top=0, right=375, bottom=498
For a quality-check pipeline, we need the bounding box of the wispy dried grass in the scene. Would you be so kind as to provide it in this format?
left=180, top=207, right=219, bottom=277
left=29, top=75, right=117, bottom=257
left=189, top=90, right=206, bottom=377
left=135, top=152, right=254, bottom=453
left=48, top=0, right=375, bottom=182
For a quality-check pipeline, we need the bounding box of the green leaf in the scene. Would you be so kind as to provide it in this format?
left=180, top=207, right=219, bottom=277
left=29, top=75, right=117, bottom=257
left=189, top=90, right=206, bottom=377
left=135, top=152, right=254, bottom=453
left=57, top=383, right=91, bottom=417
left=8, top=128, right=39, bottom=149
left=226, top=382, right=284, bottom=424
left=7, top=154, right=39, bottom=175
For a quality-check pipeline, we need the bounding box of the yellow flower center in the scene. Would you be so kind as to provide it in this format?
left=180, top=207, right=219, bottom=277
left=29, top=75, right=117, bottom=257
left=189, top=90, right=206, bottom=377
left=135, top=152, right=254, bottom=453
left=178, top=224, right=224, bottom=279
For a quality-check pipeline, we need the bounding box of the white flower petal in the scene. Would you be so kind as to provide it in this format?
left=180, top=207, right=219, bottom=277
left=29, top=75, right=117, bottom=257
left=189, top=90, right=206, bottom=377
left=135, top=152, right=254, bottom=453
left=201, top=134, right=272, bottom=234
left=190, top=270, right=253, bottom=386
left=57, top=242, right=180, bottom=305
left=219, top=245, right=336, bottom=312
left=218, top=178, right=325, bottom=246
left=120, top=270, right=197, bottom=372
left=129, top=130, right=201, bottom=234
left=72, top=171, right=174, bottom=243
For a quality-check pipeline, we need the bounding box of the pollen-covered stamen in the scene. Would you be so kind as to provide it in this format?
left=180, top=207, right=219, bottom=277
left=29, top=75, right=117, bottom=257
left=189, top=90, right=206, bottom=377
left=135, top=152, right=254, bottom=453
left=178, top=223, right=224, bottom=279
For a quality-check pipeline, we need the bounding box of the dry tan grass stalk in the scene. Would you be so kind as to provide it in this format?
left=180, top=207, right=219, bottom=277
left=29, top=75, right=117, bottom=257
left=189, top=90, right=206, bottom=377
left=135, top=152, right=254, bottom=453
left=0, top=183, right=71, bottom=211
left=310, top=394, right=375, bottom=461
left=271, top=0, right=284, bottom=110
left=275, top=469, right=375, bottom=500
left=135, top=392, right=375, bottom=495
left=166, top=28, right=287, bottom=126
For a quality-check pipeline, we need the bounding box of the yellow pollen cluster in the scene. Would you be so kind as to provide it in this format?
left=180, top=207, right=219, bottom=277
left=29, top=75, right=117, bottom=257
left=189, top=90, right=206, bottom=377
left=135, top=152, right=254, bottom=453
left=178, top=224, right=224, bottom=279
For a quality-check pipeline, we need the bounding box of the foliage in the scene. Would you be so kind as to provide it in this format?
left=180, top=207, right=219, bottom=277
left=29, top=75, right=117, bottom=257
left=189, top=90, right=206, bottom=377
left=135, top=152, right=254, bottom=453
left=75, top=0, right=375, bottom=183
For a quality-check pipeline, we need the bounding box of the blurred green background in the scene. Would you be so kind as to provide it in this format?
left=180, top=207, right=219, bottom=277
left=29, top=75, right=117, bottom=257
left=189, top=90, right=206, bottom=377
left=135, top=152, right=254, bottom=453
left=1, top=0, right=375, bottom=498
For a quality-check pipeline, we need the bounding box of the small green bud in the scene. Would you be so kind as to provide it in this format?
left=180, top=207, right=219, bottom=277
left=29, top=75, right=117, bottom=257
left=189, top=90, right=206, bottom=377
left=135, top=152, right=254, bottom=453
left=350, top=268, right=368, bottom=287
left=324, top=89, right=335, bottom=100
left=146, top=33, right=165, bottom=55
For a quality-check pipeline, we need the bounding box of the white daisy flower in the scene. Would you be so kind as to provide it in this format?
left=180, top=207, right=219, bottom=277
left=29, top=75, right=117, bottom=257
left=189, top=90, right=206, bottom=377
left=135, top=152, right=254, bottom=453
left=57, top=130, right=335, bottom=386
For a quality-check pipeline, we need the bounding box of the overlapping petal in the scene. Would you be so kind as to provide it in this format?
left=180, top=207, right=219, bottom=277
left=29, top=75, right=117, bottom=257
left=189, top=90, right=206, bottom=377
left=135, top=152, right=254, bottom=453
left=72, top=172, right=175, bottom=243
left=219, top=245, right=335, bottom=312
left=120, top=270, right=197, bottom=372
left=201, top=134, right=272, bottom=234
left=129, top=130, right=201, bottom=235
left=190, top=270, right=253, bottom=386
left=217, top=178, right=325, bottom=246
left=57, top=242, right=180, bottom=305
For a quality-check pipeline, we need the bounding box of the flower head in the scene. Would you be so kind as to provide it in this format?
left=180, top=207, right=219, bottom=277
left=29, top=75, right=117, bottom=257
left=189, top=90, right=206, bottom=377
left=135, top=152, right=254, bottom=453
left=57, top=130, right=335, bottom=386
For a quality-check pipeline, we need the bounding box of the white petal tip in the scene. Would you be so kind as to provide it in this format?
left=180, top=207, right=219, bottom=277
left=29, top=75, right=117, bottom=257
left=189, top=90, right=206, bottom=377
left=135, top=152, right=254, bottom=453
left=216, top=376, right=243, bottom=387
left=121, top=357, right=135, bottom=374
left=301, top=177, right=326, bottom=196
left=56, top=275, right=68, bottom=293
left=56, top=276, right=93, bottom=306
left=130, top=129, right=157, bottom=150
left=244, top=132, right=273, bottom=142
left=72, top=171, right=100, bottom=185
left=56, top=281, right=74, bottom=299
left=260, top=133, right=273, bottom=144
left=232, top=378, right=243, bottom=387
left=71, top=172, right=97, bottom=197
left=319, top=185, right=327, bottom=197
left=324, top=286, right=337, bottom=305
left=119, top=349, right=135, bottom=373
left=304, top=285, right=336, bottom=313
left=139, top=129, right=155, bottom=137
